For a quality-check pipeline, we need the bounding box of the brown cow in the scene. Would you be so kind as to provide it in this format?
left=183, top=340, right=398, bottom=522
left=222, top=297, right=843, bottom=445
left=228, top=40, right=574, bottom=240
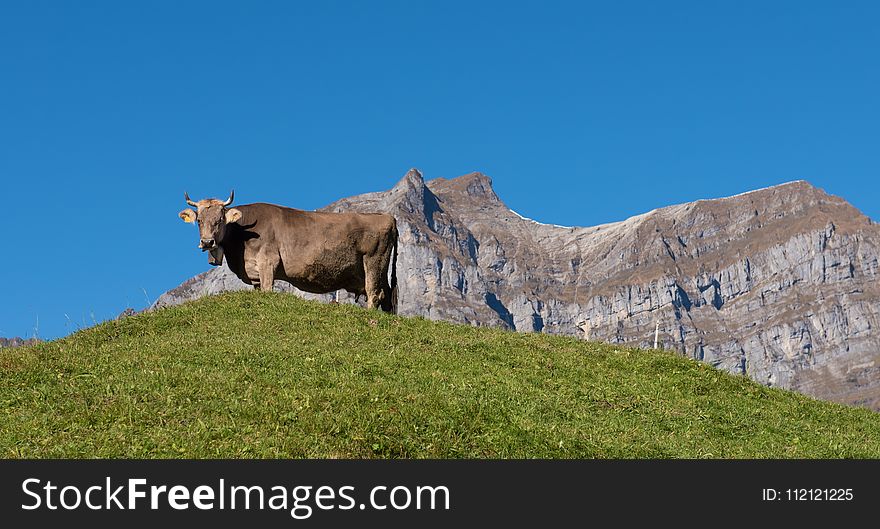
left=178, top=191, right=398, bottom=312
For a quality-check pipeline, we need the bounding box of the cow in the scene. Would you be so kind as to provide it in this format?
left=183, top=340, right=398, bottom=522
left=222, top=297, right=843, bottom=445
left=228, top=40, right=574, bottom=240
left=178, top=191, right=398, bottom=313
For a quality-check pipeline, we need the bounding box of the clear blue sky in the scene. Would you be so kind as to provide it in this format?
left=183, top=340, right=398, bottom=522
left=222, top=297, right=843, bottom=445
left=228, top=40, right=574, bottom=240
left=2, top=1, right=878, bottom=339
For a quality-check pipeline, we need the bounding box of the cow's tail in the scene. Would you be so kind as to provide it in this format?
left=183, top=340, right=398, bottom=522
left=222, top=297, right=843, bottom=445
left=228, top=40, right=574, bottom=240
left=390, top=220, right=399, bottom=314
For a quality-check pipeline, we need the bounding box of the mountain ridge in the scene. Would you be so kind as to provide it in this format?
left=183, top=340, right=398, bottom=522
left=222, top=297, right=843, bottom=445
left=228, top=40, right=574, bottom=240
left=0, top=337, right=40, bottom=349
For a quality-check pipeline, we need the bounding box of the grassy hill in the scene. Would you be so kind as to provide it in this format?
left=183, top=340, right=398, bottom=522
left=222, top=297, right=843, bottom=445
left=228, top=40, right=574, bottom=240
left=2, top=291, right=879, bottom=458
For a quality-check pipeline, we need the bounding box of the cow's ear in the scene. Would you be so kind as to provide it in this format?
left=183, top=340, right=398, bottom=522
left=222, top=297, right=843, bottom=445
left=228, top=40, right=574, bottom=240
left=179, top=208, right=197, bottom=223
left=225, top=208, right=242, bottom=224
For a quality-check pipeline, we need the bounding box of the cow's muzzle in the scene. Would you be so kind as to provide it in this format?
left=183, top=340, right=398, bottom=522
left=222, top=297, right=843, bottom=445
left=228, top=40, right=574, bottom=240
left=199, top=238, right=216, bottom=250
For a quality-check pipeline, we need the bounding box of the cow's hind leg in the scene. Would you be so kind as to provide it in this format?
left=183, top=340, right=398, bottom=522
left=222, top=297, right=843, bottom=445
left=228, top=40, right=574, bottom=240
left=363, top=255, right=390, bottom=311
left=379, top=280, right=393, bottom=312
left=364, top=274, right=383, bottom=310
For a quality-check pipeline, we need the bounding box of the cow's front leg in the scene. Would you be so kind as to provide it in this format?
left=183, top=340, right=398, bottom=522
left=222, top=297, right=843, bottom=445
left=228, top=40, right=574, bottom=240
left=254, top=269, right=275, bottom=292
left=258, top=261, right=275, bottom=293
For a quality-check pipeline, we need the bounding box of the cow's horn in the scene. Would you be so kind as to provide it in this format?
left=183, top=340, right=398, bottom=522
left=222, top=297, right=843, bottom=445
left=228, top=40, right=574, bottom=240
left=184, top=192, right=198, bottom=207
left=222, top=190, right=234, bottom=207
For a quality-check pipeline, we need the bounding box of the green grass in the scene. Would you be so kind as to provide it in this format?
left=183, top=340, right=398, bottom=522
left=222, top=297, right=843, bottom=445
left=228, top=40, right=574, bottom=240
left=1, top=291, right=879, bottom=458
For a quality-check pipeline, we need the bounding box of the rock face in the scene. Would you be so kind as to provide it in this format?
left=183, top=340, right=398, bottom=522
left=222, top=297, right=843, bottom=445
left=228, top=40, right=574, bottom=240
left=154, top=169, right=880, bottom=410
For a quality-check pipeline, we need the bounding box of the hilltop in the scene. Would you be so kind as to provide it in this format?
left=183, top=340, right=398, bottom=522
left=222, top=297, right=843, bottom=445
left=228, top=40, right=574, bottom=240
left=2, top=292, right=879, bottom=458
left=155, top=169, right=880, bottom=411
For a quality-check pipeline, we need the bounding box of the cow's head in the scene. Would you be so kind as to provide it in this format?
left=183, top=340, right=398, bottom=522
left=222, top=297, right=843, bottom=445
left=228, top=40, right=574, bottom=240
left=178, top=191, right=242, bottom=266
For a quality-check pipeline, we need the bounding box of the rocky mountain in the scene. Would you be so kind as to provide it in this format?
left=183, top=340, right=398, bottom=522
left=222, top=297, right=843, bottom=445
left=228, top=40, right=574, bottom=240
left=0, top=337, right=40, bottom=348
left=154, top=169, right=880, bottom=410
